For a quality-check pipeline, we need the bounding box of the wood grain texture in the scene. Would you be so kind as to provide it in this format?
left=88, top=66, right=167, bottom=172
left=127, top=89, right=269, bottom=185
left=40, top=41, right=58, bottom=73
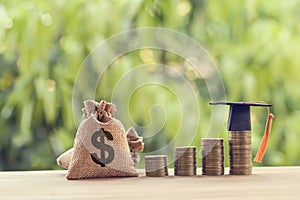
left=0, top=167, right=299, bottom=200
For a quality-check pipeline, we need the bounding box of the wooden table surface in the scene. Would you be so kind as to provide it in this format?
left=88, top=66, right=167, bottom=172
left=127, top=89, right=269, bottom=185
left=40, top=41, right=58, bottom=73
left=0, top=167, right=299, bottom=200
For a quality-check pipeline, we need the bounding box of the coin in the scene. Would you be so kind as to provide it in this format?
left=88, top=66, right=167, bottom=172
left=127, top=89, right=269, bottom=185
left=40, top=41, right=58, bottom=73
left=229, top=131, right=253, bottom=175
left=202, top=168, right=224, bottom=176
left=229, top=167, right=252, bottom=175
left=202, top=150, right=224, bottom=156
left=201, top=138, right=224, bottom=176
left=201, top=138, right=223, bottom=144
left=174, top=146, right=196, bottom=151
left=174, top=146, right=197, bottom=176
left=145, top=155, right=168, bottom=177
left=229, top=141, right=252, bottom=146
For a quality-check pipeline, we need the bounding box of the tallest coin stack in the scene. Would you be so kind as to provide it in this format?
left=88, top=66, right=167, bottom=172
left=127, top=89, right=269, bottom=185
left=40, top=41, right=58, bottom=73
left=229, top=131, right=252, bottom=175
left=210, top=101, right=273, bottom=176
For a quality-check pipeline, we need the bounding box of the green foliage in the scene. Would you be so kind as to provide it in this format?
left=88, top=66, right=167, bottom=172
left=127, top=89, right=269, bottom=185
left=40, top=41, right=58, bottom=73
left=0, top=0, right=300, bottom=170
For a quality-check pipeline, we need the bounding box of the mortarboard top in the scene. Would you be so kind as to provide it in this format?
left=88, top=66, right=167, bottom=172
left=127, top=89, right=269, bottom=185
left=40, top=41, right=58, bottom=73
left=210, top=102, right=273, bottom=131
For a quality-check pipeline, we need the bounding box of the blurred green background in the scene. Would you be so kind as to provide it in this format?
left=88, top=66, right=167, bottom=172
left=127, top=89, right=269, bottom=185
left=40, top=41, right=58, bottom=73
left=1, top=0, right=300, bottom=170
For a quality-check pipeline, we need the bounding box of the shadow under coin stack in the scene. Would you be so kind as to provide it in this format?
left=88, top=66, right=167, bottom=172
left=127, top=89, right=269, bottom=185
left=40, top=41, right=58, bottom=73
left=174, top=147, right=196, bottom=176
left=201, top=138, right=224, bottom=176
left=229, top=131, right=252, bottom=175
left=145, top=155, right=168, bottom=177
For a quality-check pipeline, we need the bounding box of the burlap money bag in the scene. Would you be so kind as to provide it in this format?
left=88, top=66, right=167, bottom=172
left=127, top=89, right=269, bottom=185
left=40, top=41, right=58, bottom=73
left=57, top=100, right=143, bottom=171
left=67, top=110, right=138, bottom=179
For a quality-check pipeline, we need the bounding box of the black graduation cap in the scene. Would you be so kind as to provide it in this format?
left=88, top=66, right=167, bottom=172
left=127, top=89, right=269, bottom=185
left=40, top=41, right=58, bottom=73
left=210, top=102, right=273, bottom=131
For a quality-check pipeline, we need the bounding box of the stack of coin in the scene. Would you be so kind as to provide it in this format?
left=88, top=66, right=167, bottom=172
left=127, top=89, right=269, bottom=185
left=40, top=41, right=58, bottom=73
left=229, top=131, right=252, bottom=175
left=174, top=146, right=196, bottom=176
left=201, top=138, right=224, bottom=176
left=145, top=155, right=168, bottom=177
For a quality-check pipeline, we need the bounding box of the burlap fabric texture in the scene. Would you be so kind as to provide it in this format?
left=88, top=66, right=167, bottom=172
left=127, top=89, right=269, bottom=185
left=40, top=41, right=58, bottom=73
left=57, top=100, right=144, bottom=171
left=65, top=100, right=139, bottom=180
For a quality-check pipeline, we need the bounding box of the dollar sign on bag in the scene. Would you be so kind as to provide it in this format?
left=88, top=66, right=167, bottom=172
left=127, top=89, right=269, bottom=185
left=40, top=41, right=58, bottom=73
left=90, top=129, right=115, bottom=167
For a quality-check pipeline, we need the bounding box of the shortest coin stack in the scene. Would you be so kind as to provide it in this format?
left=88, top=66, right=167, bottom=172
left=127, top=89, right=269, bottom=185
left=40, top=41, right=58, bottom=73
left=174, top=146, right=197, bottom=176
left=201, top=138, right=224, bottom=176
left=145, top=155, right=168, bottom=177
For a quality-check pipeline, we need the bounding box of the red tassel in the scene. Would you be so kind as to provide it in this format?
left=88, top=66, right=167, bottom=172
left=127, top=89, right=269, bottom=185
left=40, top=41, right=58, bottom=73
left=254, top=111, right=275, bottom=163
